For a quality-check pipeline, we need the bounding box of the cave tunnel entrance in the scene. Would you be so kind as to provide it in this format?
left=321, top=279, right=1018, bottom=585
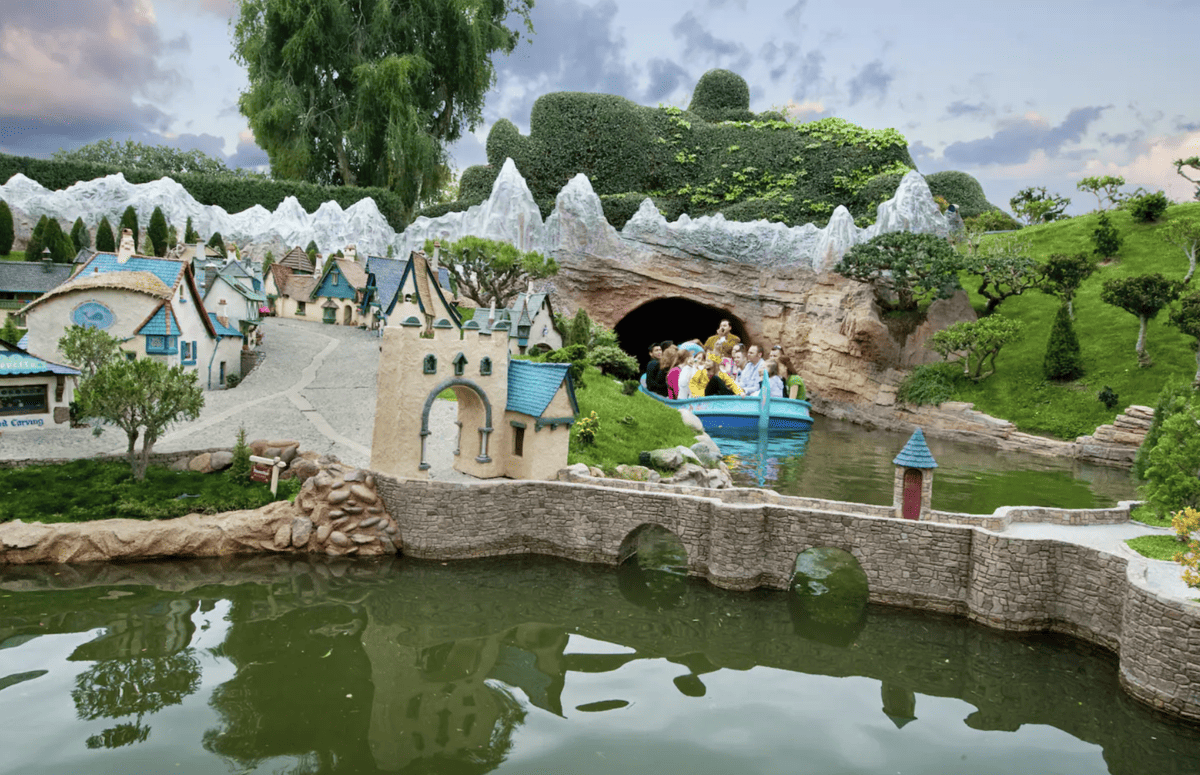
left=614, top=297, right=748, bottom=372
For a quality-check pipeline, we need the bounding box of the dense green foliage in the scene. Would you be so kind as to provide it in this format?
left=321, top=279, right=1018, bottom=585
left=184, top=216, right=200, bottom=244
left=425, top=235, right=556, bottom=308
left=687, top=68, right=752, bottom=121
left=70, top=217, right=89, bottom=252
left=95, top=216, right=115, bottom=252
left=1043, top=303, right=1084, bottom=380
left=896, top=362, right=962, bottom=406
left=0, top=459, right=296, bottom=524
left=58, top=324, right=122, bottom=380
left=928, top=315, right=1023, bottom=380
left=1011, top=186, right=1071, bottom=225
left=1133, top=380, right=1196, bottom=479
left=119, top=206, right=139, bottom=251
left=567, top=365, right=697, bottom=471
left=959, top=230, right=1037, bottom=315
left=1125, top=534, right=1183, bottom=561
left=0, top=152, right=408, bottom=231
left=0, top=200, right=13, bottom=255
left=835, top=231, right=964, bottom=310
left=1169, top=290, right=1200, bottom=385
left=53, top=139, right=251, bottom=177
left=947, top=203, right=1200, bottom=439
left=1127, top=190, right=1171, bottom=223
left=23, top=215, right=46, bottom=263
left=924, top=171, right=999, bottom=219
left=208, top=231, right=226, bottom=258
left=1092, top=212, right=1123, bottom=259
left=147, top=206, right=169, bottom=257
left=228, top=426, right=252, bottom=483
left=1138, top=405, right=1200, bottom=518
left=1100, top=273, right=1179, bottom=365
left=232, top=0, right=534, bottom=221
left=1076, top=175, right=1126, bottom=211
left=1038, top=252, right=1095, bottom=308
left=40, top=217, right=73, bottom=263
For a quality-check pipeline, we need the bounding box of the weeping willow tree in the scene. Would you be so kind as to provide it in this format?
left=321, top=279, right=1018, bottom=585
left=232, top=0, right=534, bottom=220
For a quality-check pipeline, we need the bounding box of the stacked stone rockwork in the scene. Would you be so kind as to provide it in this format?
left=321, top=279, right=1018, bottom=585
left=290, top=463, right=401, bottom=556
left=1075, top=405, right=1153, bottom=467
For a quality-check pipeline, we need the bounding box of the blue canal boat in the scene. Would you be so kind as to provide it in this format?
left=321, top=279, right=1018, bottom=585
left=638, top=380, right=814, bottom=431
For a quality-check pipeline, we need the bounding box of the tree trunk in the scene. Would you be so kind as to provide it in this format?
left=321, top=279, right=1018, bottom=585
left=125, top=430, right=139, bottom=476
left=1137, top=315, right=1152, bottom=367
left=1186, top=250, right=1196, bottom=284
left=1194, top=347, right=1200, bottom=388
left=135, top=436, right=157, bottom=482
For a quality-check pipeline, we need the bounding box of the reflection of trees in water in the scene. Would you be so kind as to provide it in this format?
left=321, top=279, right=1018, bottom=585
left=71, top=652, right=201, bottom=749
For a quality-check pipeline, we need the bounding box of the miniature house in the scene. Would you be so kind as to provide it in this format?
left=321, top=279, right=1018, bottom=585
left=892, top=428, right=937, bottom=520
left=371, top=316, right=578, bottom=481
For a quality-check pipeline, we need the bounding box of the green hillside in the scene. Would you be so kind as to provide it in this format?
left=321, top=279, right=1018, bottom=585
left=938, top=202, right=1200, bottom=439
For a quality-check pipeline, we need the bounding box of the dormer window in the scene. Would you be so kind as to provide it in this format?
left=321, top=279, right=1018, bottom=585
left=332, top=272, right=339, bottom=286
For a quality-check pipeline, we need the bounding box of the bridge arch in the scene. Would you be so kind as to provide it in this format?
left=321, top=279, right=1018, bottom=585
left=613, top=297, right=749, bottom=369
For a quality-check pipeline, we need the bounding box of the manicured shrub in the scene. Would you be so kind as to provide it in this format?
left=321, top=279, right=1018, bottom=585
left=147, top=205, right=169, bottom=256
left=228, top=426, right=251, bottom=482
left=119, top=205, right=139, bottom=251
left=1043, top=303, right=1084, bottom=380
left=1092, top=212, right=1123, bottom=259
left=95, top=216, right=115, bottom=252
left=1098, top=385, right=1119, bottom=409
left=687, top=69, right=750, bottom=116
left=857, top=172, right=903, bottom=212
left=1127, top=190, right=1170, bottom=223
left=925, top=171, right=998, bottom=219
left=600, top=192, right=655, bottom=229
left=965, top=209, right=1022, bottom=232
left=0, top=199, right=13, bottom=255
left=588, top=344, right=639, bottom=379
left=208, top=231, right=226, bottom=258
left=413, top=200, right=472, bottom=220
left=485, top=118, right=525, bottom=168
left=897, top=362, right=961, bottom=406
left=70, top=217, right=89, bottom=252
left=458, top=164, right=499, bottom=203
left=23, top=215, right=47, bottom=262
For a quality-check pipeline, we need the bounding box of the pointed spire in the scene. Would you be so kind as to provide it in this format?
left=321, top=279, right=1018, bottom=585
left=893, top=428, right=937, bottom=469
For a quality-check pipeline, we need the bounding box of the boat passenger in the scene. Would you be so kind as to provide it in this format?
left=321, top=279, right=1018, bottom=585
left=677, top=351, right=699, bottom=398
left=769, top=344, right=792, bottom=382
left=645, top=342, right=668, bottom=396
left=664, top=349, right=685, bottom=399
left=690, top=356, right=744, bottom=397
left=703, top=319, right=741, bottom=359
left=736, top=344, right=764, bottom=396
left=765, top=360, right=785, bottom=398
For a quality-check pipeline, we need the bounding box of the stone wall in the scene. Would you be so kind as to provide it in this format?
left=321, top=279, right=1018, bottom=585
left=373, top=474, right=1200, bottom=722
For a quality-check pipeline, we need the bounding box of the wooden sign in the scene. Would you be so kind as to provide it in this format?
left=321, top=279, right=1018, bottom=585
left=250, top=462, right=272, bottom=483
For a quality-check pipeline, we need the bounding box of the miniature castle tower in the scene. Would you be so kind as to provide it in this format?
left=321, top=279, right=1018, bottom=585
left=892, top=428, right=937, bottom=520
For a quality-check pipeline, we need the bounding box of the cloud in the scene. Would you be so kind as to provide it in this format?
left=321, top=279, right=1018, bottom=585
left=671, top=11, right=747, bottom=65
left=778, top=100, right=828, bottom=122
left=0, top=0, right=184, bottom=156
left=1175, top=116, right=1200, bottom=132
left=909, top=141, right=936, bottom=168
left=643, top=58, right=692, bottom=104
left=847, top=60, right=893, bottom=106
left=945, top=100, right=989, bottom=119
left=1076, top=130, right=1200, bottom=202
left=943, top=107, right=1109, bottom=166
left=785, top=1, right=808, bottom=25
left=226, top=130, right=269, bottom=170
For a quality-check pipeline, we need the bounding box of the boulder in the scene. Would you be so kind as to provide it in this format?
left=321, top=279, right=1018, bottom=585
left=562, top=463, right=591, bottom=478
left=188, top=453, right=212, bottom=473
left=287, top=458, right=320, bottom=483
left=690, top=437, right=722, bottom=468
left=169, top=457, right=190, bottom=472
left=678, top=409, right=705, bottom=433
left=647, top=447, right=684, bottom=471
left=614, top=464, right=661, bottom=483
left=210, top=450, right=234, bottom=471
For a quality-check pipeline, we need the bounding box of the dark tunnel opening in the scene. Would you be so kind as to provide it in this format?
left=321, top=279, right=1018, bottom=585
left=613, top=298, right=748, bottom=372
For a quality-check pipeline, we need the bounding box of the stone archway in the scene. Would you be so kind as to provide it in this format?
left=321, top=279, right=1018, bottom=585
left=418, top=378, right=494, bottom=475
left=614, top=297, right=749, bottom=371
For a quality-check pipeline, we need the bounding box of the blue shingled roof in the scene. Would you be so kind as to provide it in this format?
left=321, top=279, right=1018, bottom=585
left=87, top=253, right=185, bottom=289
left=0, top=341, right=80, bottom=376
left=893, top=428, right=937, bottom=469
left=207, top=312, right=243, bottom=337
left=506, top=360, right=578, bottom=418
left=136, top=303, right=181, bottom=336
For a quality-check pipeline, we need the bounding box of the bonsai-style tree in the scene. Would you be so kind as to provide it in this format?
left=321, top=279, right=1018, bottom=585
left=1076, top=175, right=1125, bottom=211
left=1174, top=155, right=1200, bottom=200
left=0, top=200, right=15, bottom=255
left=927, top=315, right=1023, bottom=380
left=1043, top=303, right=1084, bottom=380
left=1169, top=289, right=1200, bottom=386
left=147, top=206, right=169, bottom=257
left=58, top=324, right=123, bottom=380
left=429, top=235, right=558, bottom=309
left=1092, top=211, right=1123, bottom=260
left=1161, top=219, right=1200, bottom=285
left=1010, top=186, right=1070, bottom=225
left=834, top=231, right=964, bottom=312
left=75, top=358, right=204, bottom=481
left=70, top=217, right=90, bottom=252
left=95, top=216, right=116, bottom=252
left=1038, top=252, right=1095, bottom=318
left=119, top=206, right=139, bottom=252
left=959, top=231, right=1038, bottom=315
left=1100, top=273, right=1180, bottom=366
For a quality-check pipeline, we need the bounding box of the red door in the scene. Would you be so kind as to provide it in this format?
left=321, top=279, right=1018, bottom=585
left=902, top=468, right=923, bottom=520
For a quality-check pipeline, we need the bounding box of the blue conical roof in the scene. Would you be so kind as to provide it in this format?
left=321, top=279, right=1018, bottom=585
left=893, top=428, right=937, bottom=469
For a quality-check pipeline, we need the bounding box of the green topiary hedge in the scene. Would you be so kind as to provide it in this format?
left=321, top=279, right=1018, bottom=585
left=687, top=69, right=750, bottom=118
left=0, top=153, right=408, bottom=232
left=924, top=171, right=997, bottom=219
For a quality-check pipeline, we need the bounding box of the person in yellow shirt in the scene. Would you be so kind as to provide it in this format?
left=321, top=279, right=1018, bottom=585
left=703, top=319, right=741, bottom=358
left=689, top=356, right=744, bottom=397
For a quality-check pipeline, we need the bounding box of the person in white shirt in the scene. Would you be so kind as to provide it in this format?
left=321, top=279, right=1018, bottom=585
left=765, top=360, right=785, bottom=397
left=736, top=344, right=764, bottom=395
left=677, top=352, right=699, bottom=398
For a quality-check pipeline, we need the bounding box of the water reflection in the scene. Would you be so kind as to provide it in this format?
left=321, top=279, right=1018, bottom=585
left=1, top=556, right=1198, bottom=775
left=714, top=418, right=1138, bottom=512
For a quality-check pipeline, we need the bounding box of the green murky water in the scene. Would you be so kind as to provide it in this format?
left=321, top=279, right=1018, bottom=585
left=716, top=417, right=1138, bottom=512
left=2, top=554, right=1197, bottom=775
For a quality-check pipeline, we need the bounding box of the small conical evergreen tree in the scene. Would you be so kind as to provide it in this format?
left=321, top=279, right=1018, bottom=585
left=119, top=206, right=139, bottom=251
left=147, top=206, right=169, bottom=257
left=1044, top=303, right=1084, bottom=380
left=24, top=215, right=48, bottom=262
left=184, top=216, right=199, bottom=244
left=207, top=231, right=226, bottom=258
left=95, top=216, right=116, bottom=252
left=41, top=218, right=72, bottom=262
left=70, top=217, right=89, bottom=252
left=0, top=200, right=13, bottom=256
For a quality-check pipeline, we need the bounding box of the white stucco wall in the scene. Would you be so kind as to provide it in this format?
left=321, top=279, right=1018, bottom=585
left=0, top=373, right=76, bottom=432
left=25, top=288, right=159, bottom=363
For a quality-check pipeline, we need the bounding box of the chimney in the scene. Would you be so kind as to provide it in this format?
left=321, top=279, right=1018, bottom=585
left=345, top=244, right=357, bottom=263
left=217, top=299, right=229, bottom=327
left=117, top=229, right=135, bottom=263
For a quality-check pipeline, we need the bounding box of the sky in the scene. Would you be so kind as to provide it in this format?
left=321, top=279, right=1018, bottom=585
left=1, top=0, right=1197, bottom=217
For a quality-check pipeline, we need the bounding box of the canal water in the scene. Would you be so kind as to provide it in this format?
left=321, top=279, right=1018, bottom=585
left=2, top=555, right=1197, bottom=775
left=715, top=416, right=1139, bottom=513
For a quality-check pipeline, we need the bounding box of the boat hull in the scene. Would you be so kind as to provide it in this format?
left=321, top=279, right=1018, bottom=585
left=639, top=385, right=814, bottom=431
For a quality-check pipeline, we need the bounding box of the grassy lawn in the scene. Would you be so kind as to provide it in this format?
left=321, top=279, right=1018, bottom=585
left=0, top=458, right=298, bottom=524
left=568, top=365, right=697, bottom=471
left=945, top=203, right=1200, bottom=440
left=1125, top=534, right=1189, bottom=561
left=1, top=251, right=26, bottom=261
